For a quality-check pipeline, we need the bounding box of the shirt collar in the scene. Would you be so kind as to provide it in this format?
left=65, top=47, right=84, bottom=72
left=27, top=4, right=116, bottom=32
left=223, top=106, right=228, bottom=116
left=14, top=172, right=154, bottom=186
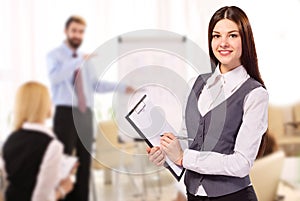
left=210, top=65, right=248, bottom=88
left=205, top=66, right=222, bottom=88
left=61, top=41, right=77, bottom=57
left=22, top=122, right=56, bottom=138
left=221, top=65, right=249, bottom=90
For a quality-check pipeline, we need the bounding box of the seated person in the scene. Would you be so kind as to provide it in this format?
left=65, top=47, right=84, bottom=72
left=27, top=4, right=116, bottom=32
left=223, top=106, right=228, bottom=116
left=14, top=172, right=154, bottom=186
left=2, top=81, right=74, bottom=201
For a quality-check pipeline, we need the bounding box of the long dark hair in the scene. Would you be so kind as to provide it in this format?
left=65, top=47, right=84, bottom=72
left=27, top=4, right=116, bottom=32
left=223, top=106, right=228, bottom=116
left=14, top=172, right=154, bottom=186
left=208, top=6, right=265, bottom=87
left=208, top=6, right=268, bottom=157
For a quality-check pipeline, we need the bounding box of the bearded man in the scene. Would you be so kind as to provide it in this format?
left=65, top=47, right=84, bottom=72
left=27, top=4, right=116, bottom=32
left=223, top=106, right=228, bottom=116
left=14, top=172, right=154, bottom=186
left=47, top=15, right=132, bottom=201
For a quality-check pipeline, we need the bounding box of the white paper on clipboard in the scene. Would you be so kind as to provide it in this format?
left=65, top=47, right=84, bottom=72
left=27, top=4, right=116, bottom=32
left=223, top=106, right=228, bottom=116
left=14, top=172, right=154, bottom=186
left=125, top=94, right=185, bottom=181
left=60, top=155, right=78, bottom=180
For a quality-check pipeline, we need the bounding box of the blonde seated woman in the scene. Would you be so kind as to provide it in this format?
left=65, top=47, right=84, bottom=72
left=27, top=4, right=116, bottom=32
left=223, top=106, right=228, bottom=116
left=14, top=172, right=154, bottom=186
left=2, top=82, right=74, bottom=201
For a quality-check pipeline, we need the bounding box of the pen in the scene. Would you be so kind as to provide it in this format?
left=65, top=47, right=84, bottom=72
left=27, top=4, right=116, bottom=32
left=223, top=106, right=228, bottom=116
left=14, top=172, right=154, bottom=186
left=160, top=135, right=194, bottom=141
left=176, top=136, right=194, bottom=141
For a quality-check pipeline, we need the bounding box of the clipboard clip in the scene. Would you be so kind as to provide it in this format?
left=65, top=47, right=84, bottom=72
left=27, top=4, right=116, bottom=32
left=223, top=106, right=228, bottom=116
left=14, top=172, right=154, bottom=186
left=135, top=102, right=146, bottom=114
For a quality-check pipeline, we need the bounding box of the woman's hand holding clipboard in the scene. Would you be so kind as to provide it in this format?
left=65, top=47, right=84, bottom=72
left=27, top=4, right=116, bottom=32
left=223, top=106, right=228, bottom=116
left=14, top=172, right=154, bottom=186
left=126, top=94, right=186, bottom=181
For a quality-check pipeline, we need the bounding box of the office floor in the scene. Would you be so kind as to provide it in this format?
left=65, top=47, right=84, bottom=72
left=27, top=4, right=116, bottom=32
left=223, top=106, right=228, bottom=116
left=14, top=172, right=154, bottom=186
left=91, top=169, right=300, bottom=201
left=1, top=168, right=300, bottom=201
left=91, top=169, right=179, bottom=201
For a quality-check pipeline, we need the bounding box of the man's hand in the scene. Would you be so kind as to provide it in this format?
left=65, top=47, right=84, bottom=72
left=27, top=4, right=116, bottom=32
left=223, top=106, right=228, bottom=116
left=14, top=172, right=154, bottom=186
left=83, top=53, right=96, bottom=60
left=125, top=86, right=135, bottom=94
left=160, top=133, right=183, bottom=166
left=146, top=146, right=166, bottom=166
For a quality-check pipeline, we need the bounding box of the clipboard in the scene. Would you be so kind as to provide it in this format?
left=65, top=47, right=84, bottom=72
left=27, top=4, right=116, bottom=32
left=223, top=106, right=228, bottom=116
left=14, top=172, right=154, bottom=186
left=125, top=94, right=185, bottom=181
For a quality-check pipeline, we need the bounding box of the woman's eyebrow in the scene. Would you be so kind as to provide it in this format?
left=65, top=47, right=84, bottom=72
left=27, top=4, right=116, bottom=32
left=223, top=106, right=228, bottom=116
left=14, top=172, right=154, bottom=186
left=212, top=30, right=239, bottom=34
left=228, top=30, right=239, bottom=33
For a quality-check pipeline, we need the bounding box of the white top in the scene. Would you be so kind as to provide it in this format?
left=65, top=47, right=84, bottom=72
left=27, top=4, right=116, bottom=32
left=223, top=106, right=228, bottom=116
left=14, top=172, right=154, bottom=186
left=182, top=65, right=269, bottom=196
left=2, top=123, right=64, bottom=201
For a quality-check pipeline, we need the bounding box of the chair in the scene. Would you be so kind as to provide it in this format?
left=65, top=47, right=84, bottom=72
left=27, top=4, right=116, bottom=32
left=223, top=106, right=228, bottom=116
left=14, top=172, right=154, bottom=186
left=250, top=150, right=285, bottom=201
left=93, top=120, right=135, bottom=173
left=91, top=120, right=166, bottom=200
left=91, top=120, right=136, bottom=200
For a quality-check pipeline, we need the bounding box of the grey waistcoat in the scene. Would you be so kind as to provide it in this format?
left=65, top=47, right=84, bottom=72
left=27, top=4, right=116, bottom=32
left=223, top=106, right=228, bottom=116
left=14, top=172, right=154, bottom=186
left=184, top=73, right=262, bottom=197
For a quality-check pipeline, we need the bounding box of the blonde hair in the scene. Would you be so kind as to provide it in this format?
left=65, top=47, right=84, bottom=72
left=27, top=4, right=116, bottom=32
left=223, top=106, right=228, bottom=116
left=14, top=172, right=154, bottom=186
left=13, top=82, right=51, bottom=130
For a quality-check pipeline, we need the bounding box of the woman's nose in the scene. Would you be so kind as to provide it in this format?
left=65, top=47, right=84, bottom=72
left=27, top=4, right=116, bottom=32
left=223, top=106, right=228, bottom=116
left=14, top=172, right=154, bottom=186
left=220, top=37, right=229, bottom=48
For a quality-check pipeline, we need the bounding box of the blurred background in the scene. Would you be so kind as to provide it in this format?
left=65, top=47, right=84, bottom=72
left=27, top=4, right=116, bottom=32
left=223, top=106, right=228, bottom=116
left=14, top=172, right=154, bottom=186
left=1, top=0, right=300, bottom=200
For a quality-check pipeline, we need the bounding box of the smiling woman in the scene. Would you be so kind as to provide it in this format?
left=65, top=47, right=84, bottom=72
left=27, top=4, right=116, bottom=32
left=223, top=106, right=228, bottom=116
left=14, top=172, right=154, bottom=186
left=148, top=6, right=268, bottom=201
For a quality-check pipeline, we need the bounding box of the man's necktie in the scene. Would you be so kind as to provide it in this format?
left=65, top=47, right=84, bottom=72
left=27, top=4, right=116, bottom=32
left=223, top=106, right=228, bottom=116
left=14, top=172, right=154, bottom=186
left=73, top=53, right=87, bottom=113
left=72, top=53, right=77, bottom=58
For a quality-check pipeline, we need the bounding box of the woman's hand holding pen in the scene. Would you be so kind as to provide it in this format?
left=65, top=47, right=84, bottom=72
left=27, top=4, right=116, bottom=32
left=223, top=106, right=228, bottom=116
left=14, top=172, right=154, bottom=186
left=160, top=133, right=184, bottom=166
left=146, top=133, right=184, bottom=167
left=146, top=146, right=166, bottom=166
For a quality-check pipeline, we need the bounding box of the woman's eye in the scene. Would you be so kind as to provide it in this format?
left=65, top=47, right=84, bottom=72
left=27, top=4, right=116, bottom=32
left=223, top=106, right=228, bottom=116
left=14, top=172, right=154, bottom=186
left=229, top=34, right=238, bottom=38
left=212, top=34, right=220, bottom=39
